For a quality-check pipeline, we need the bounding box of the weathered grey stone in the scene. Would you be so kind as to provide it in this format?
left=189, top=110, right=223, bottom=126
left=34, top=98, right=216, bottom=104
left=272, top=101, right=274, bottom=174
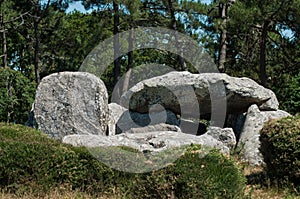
left=116, top=107, right=179, bottom=134
left=109, top=103, right=209, bottom=136
left=63, top=134, right=119, bottom=148
left=120, top=71, right=279, bottom=118
left=108, top=103, right=127, bottom=136
left=34, top=72, right=108, bottom=139
left=124, top=123, right=181, bottom=134
left=179, top=118, right=208, bottom=135
left=63, top=131, right=230, bottom=154
left=238, top=104, right=290, bottom=165
left=206, top=127, right=236, bottom=150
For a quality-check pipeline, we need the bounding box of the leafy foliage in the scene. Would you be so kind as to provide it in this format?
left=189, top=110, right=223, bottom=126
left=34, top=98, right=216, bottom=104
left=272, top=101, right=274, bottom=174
left=260, top=116, right=300, bottom=191
left=0, top=68, right=36, bottom=124
left=1, top=0, right=300, bottom=112
left=40, top=10, right=113, bottom=76
left=272, top=73, right=300, bottom=115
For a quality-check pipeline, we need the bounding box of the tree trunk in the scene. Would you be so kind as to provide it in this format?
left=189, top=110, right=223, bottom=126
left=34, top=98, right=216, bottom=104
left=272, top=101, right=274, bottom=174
left=0, top=0, right=7, bottom=68
left=33, top=13, right=40, bottom=85
left=168, top=0, right=186, bottom=71
left=218, top=3, right=227, bottom=73
left=259, top=21, right=269, bottom=87
left=122, top=27, right=134, bottom=96
left=6, top=75, right=13, bottom=123
left=113, top=0, right=121, bottom=85
left=127, top=26, right=134, bottom=71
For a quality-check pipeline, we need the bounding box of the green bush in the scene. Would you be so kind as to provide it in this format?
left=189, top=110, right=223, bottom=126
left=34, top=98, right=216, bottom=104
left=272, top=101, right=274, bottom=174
left=120, top=145, right=246, bottom=199
left=0, top=123, right=114, bottom=195
left=0, top=123, right=246, bottom=198
left=260, top=116, right=300, bottom=190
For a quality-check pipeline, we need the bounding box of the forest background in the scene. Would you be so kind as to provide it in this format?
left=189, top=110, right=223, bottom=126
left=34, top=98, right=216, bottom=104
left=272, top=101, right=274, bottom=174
left=0, top=0, right=299, bottom=124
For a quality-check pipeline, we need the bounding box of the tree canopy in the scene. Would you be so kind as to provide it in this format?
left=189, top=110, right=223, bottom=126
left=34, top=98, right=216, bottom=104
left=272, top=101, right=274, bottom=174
left=0, top=0, right=299, bottom=124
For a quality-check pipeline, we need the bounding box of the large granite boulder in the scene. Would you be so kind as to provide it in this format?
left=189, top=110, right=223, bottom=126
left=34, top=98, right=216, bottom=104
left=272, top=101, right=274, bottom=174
left=62, top=131, right=230, bottom=154
left=238, top=104, right=290, bottom=165
left=120, top=71, right=279, bottom=119
left=34, top=72, right=108, bottom=139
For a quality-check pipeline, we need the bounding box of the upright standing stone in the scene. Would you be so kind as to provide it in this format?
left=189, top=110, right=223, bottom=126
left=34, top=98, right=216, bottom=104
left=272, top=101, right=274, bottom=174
left=238, top=104, right=290, bottom=165
left=34, top=72, right=108, bottom=139
left=108, top=103, right=127, bottom=136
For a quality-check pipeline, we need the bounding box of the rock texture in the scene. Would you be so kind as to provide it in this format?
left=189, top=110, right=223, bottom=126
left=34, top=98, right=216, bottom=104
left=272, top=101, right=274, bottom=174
left=124, top=123, right=181, bottom=134
left=116, top=106, right=179, bottom=134
left=63, top=131, right=230, bottom=154
left=238, top=104, right=290, bottom=165
left=34, top=70, right=289, bottom=167
left=206, top=127, right=236, bottom=150
left=120, top=71, right=279, bottom=117
left=34, top=72, right=108, bottom=139
left=108, top=103, right=127, bottom=136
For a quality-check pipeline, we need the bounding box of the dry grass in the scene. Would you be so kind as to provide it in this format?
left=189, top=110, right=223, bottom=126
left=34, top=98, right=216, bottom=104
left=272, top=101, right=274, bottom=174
left=1, top=164, right=299, bottom=199
left=2, top=187, right=298, bottom=199
left=0, top=193, right=119, bottom=199
left=0, top=188, right=120, bottom=199
left=243, top=164, right=300, bottom=199
left=245, top=184, right=296, bottom=199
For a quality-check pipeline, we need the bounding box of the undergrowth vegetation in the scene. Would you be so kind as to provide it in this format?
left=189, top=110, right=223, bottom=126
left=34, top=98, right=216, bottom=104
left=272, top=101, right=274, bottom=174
left=0, top=123, right=246, bottom=198
left=260, top=116, right=300, bottom=192
left=0, top=123, right=114, bottom=195
left=2, top=116, right=300, bottom=198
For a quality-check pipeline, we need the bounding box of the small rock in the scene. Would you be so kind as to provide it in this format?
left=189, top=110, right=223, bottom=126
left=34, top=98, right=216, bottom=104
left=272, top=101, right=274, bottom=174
left=108, top=103, right=127, bottom=136
left=206, top=127, right=236, bottom=150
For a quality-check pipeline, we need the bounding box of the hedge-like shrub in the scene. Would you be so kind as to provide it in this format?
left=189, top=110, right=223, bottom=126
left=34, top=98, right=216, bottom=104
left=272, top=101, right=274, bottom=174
left=260, top=116, right=300, bottom=189
left=122, top=145, right=246, bottom=199
left=0, top=123, right=114, bottom=195
left=0, top=123, right=246, bottom=198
